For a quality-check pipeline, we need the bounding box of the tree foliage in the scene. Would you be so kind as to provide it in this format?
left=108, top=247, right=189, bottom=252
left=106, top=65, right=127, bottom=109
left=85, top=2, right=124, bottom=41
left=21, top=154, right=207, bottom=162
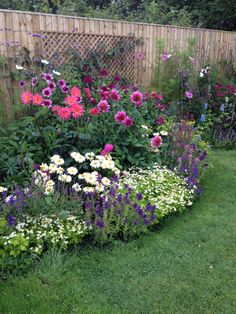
left=0, top=0, right=235, bottom=30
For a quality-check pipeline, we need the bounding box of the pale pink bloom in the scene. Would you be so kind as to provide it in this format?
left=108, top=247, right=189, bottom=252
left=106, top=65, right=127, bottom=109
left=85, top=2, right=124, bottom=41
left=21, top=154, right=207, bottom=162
left=185, top=91, right=193, bottom=99
left=151, top=135, right=162, bottom=148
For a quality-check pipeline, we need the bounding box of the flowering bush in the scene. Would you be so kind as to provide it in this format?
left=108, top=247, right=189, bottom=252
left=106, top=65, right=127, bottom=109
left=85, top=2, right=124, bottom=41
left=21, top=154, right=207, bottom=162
left=120, top=165, right=194, bottom=218
left=0, top=214, right=87, bottom=260
left=14, top=60, right=169, bottom=170
left=0, top=54, right=213, bottom=272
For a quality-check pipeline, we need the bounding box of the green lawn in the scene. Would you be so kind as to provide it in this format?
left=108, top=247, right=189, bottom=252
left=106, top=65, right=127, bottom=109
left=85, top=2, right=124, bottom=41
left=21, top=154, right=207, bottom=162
left=0, top=150, right=236, bottom=314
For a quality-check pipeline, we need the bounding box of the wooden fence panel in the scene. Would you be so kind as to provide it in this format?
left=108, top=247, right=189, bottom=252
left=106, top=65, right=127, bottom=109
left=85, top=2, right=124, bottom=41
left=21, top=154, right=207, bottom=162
left=0, top=9, right=236, bottom=123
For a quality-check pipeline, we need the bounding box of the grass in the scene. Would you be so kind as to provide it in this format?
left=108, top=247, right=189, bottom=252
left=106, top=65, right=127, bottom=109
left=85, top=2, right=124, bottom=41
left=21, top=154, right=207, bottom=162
left=0, top=150, right=236, bottom=313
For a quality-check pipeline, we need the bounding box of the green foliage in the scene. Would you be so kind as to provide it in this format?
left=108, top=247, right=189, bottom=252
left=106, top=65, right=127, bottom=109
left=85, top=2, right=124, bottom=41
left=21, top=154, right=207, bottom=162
left=0, top=151, right=235, bottom=312
left=153, top=37, right=197, bottom=103
left=1, top=0, right=234, bottom=30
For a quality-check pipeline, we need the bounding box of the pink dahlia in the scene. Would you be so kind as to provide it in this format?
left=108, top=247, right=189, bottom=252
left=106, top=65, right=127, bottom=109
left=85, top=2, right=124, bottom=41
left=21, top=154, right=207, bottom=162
left=100, top=90, right=110, bottom=100
left=110, top=89, right=121, bottom=101
left=89, top=107, right=100, bottom=116
left=65, top=96, right=78, bottom=107
left=114, top=74, right=121, bottom=82
left=151, top=91, right=158, bottom=99
left=122, top=116, right=133, bottom=127
left=70, top=104, right=85, bottom=118
left=130, top=91, right=143, bottom=105
left=42, top=87, right=52, bottom=98
left=115, top=111, right=127, bottom=124
left=32, top=94, right=43, bottom=105
left=157, top=103, right=165, bottom=111
left=156, top=116, right=165, bottom=125
left=84, top=87, right=91, bottom=99
left=99, top=69, right=109, bottom=77
left=42, top=73, right=53, bottom=82
left=83, top=76, right=93, bottom=84
left=31, top=77, right=38, bottom=86
left=43, top=99, right=52, bottom=107
left=51, top=105, right=60, bottom=113
left=151, top=135, right=162, bottom=148
left=58, top=79, right=66, bottom=87
left=71, top=87, right=81, bottom=99
left=104, top=144, right=114, bottom=152
left=57, top=107, right=71, bottom=120
left=19, top=80, right=26, bottom=88
left=21, top=91, right=33, bottom=105
left=97, top=100, right=110, bottom=113
left=185, top=91, right=193, bottom=99
left=61, top=85, right=69, bottom=94
left=48, top=81, right=56, bottom=91
left=100, top=143, right=114, bottom=156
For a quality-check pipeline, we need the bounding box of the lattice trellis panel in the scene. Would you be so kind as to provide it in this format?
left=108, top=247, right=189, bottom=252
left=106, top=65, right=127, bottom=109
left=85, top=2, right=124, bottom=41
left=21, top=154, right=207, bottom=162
left=42, top=32, right=135, bottom=81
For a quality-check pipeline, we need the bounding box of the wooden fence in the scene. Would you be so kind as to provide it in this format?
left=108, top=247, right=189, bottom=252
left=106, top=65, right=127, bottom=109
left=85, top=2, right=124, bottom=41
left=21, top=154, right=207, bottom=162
left=0, top=9, right=236, bottom=122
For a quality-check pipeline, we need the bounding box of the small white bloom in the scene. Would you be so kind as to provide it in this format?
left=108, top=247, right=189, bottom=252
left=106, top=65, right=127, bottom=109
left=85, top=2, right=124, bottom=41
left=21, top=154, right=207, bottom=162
left=49, top=163, right=58, bottom=174
left=72, top=183, right=82, bottom=192
left=46, top=180, right=55, bottom=187
left=0, top=186, right=7, bottom=193
left=16, top=64, right=24, bottom=70
left=50, top=155, right=64, bottom=165
left=52, top=70, right=60, bottom=75
left=56, top=167, right=64, bottom=175
left=65, top=175, right=72, bottom=183
left=67, top=167, right=78, bottom=175
left=58, top=174, right=68, bottom=182
left=90, top=160, right=101, bottom=168
left=160, top=130, right=168, bottom=136
left=101, top=177, right=110, bottom=186
left=41, top=59, right=49, bottom=64
left=44, top=186, right=54, bottom=195
left=85, top=152, right=95, bottom=160
left=225, top=97, right=229, bottom=103
left=95, top=185, right=105, bottom=192
left=70, top=152, right=86, bottom=163
left=83, top=187, right=95, bottom=193
left=40, top=163, right=49, bottom=172
left=199, top=72, right=204, bottom=78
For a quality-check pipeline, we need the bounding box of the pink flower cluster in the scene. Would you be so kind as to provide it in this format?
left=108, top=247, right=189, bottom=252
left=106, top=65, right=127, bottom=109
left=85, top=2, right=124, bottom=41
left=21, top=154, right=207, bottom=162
left=100, top=86, right=121, bottom=102
left=100, top=144, right=114, bottom=156
left=52, top=87, right=84, bottom=120
left=213, top=82, right=236, bottom=97
left=115, top=111, right=133, bottom=128
left=151, top=91, right=163, bottom=100
left=21, top=91, right=52, bottom=107
left=130, top=91, right=143, bottom=107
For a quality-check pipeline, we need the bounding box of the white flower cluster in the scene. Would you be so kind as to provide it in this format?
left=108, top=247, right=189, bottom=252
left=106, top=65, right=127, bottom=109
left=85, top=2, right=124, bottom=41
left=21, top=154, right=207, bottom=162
left=199, top=66, right=210, bottom=78
left=2, top=214, right=87, bottom=257
left=120, top=164, right=194, bottom=215
left=34, top=152, right=120, bottom=195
